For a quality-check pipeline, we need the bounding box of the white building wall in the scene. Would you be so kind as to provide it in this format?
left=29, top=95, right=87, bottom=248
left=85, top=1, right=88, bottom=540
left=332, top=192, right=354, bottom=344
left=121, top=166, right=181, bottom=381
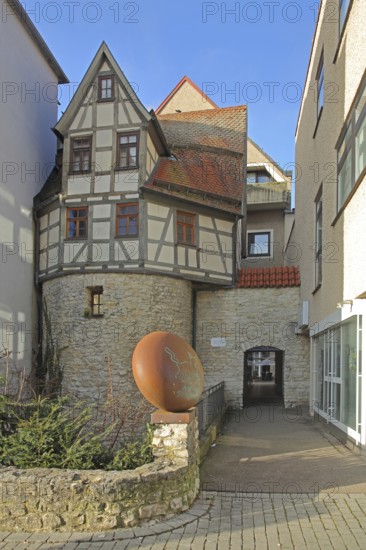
left=0, top=7, right=60, bottom=375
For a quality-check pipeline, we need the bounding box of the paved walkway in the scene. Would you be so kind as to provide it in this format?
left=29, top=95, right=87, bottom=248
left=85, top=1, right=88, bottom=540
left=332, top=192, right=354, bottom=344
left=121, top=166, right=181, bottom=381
left=1, top=405, right=366, bottom=549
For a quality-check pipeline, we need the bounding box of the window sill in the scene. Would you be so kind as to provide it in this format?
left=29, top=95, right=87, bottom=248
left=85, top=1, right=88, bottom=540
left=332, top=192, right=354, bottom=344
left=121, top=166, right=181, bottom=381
left=313, top=107, right=323, bottom=139
left=312, top=283, right=322, bottom=296
left=69, top=171, right=92, bottom=176
left=97, top=98, right=114, bottom=103
left=176, top=242, right=197, bottom=249
left=114, top=166, right=139, bottom=172
left=247, top=254, right=271, bottom=259
left=64, top=237, right=88, bottom=241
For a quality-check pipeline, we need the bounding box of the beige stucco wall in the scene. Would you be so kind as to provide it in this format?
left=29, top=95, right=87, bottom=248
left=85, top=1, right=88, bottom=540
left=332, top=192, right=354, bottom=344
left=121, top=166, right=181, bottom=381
left=243, top=210, right=286, bottom=268
left=158, top=80, right=215, bottom=115
left=196, top=287, right=310, bottom=408
left=294, top=0, right=366, bottom=326
left=0, top=8, right=59, bottom=375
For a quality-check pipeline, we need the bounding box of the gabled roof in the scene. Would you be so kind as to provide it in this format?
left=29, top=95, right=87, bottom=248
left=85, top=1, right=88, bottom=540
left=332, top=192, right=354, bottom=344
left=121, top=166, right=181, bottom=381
left=55, top=42, right=151, bottom=137
left=155, top=75, right=218, bottom=115
left=237, top=267, right=300, bottom=288
left=158, top=106, right=247, bottom=155
left=5, top=0, right=68, bottom=84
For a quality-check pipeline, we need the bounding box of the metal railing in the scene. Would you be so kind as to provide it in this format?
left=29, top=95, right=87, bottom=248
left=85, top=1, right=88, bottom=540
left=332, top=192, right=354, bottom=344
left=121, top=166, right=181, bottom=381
left=197, top=382, right=225, bottom=437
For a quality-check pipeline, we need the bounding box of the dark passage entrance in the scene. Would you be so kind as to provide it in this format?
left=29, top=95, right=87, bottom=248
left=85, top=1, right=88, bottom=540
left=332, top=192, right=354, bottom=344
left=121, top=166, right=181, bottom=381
left=244, top=346, right=283, bottom=405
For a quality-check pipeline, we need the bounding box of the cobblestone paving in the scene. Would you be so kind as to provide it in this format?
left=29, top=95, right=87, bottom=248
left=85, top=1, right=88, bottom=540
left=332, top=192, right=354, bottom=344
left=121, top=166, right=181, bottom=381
left=1, top=491, right=366, bottom=549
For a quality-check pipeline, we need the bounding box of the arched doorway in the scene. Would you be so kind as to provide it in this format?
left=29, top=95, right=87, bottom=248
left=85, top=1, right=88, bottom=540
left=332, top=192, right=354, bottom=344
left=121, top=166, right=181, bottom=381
left=244, top=346, right=284, bottom=405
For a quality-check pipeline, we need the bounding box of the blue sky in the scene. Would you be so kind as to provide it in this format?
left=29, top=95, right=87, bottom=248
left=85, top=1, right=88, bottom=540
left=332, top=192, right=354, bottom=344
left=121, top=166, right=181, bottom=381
left=29, top=0, right=318, bottom=169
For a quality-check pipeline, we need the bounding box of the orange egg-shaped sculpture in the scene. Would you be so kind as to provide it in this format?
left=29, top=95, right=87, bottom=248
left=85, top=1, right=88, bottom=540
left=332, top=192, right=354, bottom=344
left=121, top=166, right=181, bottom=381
left=132, top=331, right=204, bottom=412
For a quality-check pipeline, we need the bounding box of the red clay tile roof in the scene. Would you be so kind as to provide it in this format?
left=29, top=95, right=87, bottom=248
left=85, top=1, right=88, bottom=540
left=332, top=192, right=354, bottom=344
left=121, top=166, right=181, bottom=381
left=237, top=267, right=300, bottom=288
left=155, top=75, right=219, bottom=114
left=158, top=106, right=247, bottom=155
left=144, top=148, right=243, bottom=213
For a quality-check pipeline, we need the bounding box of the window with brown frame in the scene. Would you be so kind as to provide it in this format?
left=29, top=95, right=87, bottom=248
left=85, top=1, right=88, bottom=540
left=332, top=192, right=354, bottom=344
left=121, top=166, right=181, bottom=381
left=177, top=211, right=195, bottom=245
left=98, top=75, right=114, bottom=101
left=91, top=287, right=103, bottom=316
left=116, top=203, right=139, bottom=237
left=71, top=137, right=91, bottom=173
left=66, top=207, right=88, bottom=239
left=117, top=132, right=139, bottom=169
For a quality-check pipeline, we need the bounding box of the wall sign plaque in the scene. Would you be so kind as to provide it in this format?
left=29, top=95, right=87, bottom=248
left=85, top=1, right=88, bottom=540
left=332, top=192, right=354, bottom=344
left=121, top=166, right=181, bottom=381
left=132, top=331, right=204, bottom=412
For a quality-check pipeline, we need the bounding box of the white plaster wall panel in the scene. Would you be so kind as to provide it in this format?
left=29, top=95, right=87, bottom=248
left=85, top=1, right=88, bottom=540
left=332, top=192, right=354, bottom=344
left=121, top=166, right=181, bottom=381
left=93, top=204, right=111, bottom=218
left=39, top=215, right=49, bottom=231
left=39, top=250, right=47, bottom=272
left=64, top=242, right=85, bottom=263
left=94, top=174, right=111, bottom=194
left=199, top=216, right=214, bottom=230
left=202, top=252, right=225, bottom=273
left=93, top=221, right=110, bottom=240
left=49, top=226, right=59, bottom=244
left=188, top=248, right=197, bottom=268
left=178, top=247, right=185, bottom=265
left=96, top=130, right=113, bottom=148
left=114, top=171, right=139, bottom=192
left=49, top=209, right=60, bottom=226
left=215, top=220, right=233, bottom=233
left=146, top=134, right=159, bottom=177
left=97, top=103, right=114, bottom=127
left=219, top=234, right=234, bottom=256
left=148, top=243, right=158, bottom=261
left=92, top=243, right=110, bottom=263
left=148, top=203, right=169, bottom=218
left=48, top=246, right=60, bottom=269
left=114, top=241, right=139, bottom=261
left=39, top=231, right=48, bottom=250
left=165, top=217, right=174, bottom=242
left=70, top=109, right=84, bottom=130
left=158, top=246, right=174, bottom=264
left=67, top=177, right=91, bottom=195
left=148, top=219, right=165, bottom=239
left=81, top=107, right=92, bottom=129
left=100, top=61, right=110, bottom=72
left=199, top=230, right=219, bottom=249
left=95, top=151, right=112, bottom=173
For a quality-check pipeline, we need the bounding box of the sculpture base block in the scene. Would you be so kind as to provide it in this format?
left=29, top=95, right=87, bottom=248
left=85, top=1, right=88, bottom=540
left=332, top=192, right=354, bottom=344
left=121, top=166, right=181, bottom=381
left=151, top=408, right=196, bottom=425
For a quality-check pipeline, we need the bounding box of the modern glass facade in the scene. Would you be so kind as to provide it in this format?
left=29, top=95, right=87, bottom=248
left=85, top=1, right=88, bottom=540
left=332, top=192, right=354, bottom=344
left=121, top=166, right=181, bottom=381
left=313, top=316, right=363, bottom=442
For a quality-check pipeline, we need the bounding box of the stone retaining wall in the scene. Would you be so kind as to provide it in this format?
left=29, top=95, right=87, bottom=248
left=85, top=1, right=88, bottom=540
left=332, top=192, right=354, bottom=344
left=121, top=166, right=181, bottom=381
left=0, top=411, right=199, bottom=532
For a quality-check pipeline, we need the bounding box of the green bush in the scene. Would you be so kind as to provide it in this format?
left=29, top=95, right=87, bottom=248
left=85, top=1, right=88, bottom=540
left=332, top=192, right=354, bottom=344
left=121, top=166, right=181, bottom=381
left=0, top=396, right=154, bottom=471
left=106, top=424, right=154, bottom=471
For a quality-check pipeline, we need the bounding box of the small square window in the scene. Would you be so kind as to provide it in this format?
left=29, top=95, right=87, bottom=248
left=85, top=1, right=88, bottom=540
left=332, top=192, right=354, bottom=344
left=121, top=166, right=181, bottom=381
left=116, top=203, right=139, bottom=237
left=247, top=232, right=271, bottom=257
left=177, top=211, right=195, bottom=245
left=87, top=286, right=103, bottom=317
left=98, top=75, right=114, bottom=101
left=66, top=207, right=88, bottom=239
left=117, top=132, right=139, bottom=169
left=71, top=137, right=92, bottom=173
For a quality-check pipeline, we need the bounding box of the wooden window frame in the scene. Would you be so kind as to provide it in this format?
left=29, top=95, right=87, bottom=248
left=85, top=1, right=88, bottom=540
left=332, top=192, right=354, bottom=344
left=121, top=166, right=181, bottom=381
left=66, top=206, right=88, bottom=239
left=98, top=75, right=115, bottom=102
left=91, top=287, right=103, bottom=317
left=115, top=202, right=139, bottom=237
left=70, top=137, right=92, bottom=174
left=177, top=211, right=196, bottom=246
left=247, top=231, right=271, bottom=258
left=116, top=132, right=139, bottom=170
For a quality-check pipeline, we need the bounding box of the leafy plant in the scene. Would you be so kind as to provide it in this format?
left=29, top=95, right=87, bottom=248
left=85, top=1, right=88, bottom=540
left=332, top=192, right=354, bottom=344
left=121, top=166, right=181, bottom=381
left=0, top=397, right=110, bottom=469
left=106, top=424, right=154, bottom=471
